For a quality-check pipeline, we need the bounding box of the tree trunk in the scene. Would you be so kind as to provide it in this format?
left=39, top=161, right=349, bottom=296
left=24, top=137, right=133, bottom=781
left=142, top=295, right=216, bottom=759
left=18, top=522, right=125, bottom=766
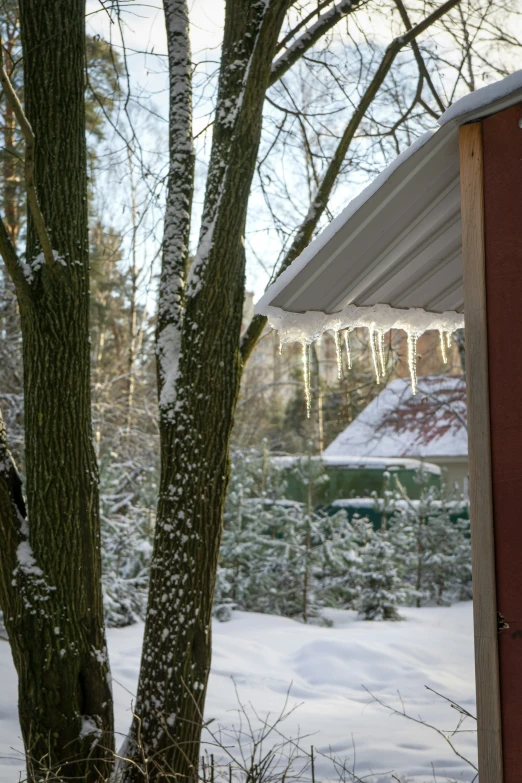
left=0, top=2, right=114, bottom=779
left=120, top=1, right=290, bottom=780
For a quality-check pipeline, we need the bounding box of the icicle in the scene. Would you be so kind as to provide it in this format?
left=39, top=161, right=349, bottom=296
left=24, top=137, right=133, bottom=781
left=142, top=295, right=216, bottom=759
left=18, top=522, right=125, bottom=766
left=334, top=330, right=342, bottom=380
left=302, top=341, right=311, bottom=418
left=278, top=340, right=283, bottom=355
left=439, top=329, right=448, bottom=364
left=369, top=328, right=381, bottom=384
left=378, top=330, right=386, bottom=378
left=407, top=330, right=419, bottom=395
left=446, top=331, right=452, bottom=349
left=344, top=329, right=352, bottom=370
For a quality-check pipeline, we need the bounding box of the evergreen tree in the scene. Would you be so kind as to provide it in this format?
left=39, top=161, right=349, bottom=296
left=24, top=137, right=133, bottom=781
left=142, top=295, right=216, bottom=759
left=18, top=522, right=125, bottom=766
left=357, top=532, right=407, bottom=621
left=215, top=446, right=300, bottom=619
left=388, top=475, right=471, bottom=606
left=317, top=513, right=374, bottom=610
left=216, top=449, right=360, bottom=624
left=99, top=452, right=156, bottom=627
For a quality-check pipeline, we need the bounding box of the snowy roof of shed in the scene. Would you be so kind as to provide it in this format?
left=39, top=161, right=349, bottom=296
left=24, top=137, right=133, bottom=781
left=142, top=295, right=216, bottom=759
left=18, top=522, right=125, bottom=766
left=323, top=375, right=467, bottom=460
left=271, top=454, right=441, bottom=473
left=255, top=71, right=522, bottom=344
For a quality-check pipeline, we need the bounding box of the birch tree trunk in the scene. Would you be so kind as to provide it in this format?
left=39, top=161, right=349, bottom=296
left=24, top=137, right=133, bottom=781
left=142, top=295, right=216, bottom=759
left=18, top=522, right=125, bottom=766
left=0, top=1, right=113, bottom=779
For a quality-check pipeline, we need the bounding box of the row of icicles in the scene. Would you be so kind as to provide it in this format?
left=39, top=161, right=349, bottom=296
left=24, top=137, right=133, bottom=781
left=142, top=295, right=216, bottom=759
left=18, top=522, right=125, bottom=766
left=281, top=326, right=453, bottom=418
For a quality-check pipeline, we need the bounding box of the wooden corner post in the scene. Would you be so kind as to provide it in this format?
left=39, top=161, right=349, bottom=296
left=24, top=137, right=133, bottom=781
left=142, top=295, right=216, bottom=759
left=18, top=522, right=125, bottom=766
left=459, top=121, right=503, bottom=782
left=461, top=103, right=522, bottom=783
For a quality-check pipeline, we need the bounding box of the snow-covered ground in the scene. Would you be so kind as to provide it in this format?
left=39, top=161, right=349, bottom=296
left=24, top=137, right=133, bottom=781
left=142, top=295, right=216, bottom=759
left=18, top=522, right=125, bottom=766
left=0, top=603, right=477, bottom=783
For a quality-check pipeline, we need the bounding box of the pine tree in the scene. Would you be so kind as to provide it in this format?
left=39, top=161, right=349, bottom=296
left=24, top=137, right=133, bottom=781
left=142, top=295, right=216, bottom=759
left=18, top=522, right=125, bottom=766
left=357, top=531, right=407, bottom=621
left=317, top=513, right=373, bottom=610
left=215, top=446, right=301, bottom=619
left=99, top=453, right=156, bottom=627
left=388, top=475, right=471, bottom=606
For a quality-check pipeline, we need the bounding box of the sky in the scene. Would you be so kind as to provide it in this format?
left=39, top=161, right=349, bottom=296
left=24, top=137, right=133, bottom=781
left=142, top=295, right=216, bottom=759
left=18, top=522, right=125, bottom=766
left=85, top=0, right=384, bottom=300
left=86, top=0, right=225, bottom=136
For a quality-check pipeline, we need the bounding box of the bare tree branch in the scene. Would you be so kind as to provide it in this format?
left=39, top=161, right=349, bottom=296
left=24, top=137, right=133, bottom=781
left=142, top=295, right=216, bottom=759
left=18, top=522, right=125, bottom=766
left=276, top=0, right=337, bottom=53
left=394, top=0, right=446, bottom=114
left=242, top=0, right=461, bottom=361
left=0, top=216, right=30, bottom=302
left=0, top=38, right=54, bottom=267
left=270, top=0, right=363, bottom=86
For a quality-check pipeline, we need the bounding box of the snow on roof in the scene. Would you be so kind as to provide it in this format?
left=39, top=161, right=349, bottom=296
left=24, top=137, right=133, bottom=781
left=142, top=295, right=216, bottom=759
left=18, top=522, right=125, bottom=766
left=323, top=375, right=467, bottom=460
left=271, top=454, right=441, bottom=474
left=255, top=70, right=522, bottom=345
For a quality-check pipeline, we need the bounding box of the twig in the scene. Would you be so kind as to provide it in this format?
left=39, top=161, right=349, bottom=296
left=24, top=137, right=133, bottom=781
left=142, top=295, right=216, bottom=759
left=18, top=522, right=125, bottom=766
left=424, top=686, right=477, bottom=721
left=362, top=686, right=478, bottom=773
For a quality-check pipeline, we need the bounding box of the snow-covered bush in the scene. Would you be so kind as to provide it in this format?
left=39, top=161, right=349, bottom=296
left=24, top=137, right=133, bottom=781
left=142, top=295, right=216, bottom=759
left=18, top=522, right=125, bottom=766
left=216, top=456, right=471, bottom=623
left=317, top=513, right=374, bottom=610
left=387, top=475, right=471, bottom=607
left=96, top=447, right=471, bottom=627
left=216, top=449, right=361, bottom=623
left=356, top=532, right=408, bottom=621
left=99, top=453, right=156, bottom=627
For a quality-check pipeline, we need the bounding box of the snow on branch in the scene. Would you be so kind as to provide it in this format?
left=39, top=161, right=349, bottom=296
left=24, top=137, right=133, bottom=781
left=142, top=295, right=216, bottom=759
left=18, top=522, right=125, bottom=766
left=157, top=0, right=194, bottom=416
left=186, top=1, right=274, bottom=300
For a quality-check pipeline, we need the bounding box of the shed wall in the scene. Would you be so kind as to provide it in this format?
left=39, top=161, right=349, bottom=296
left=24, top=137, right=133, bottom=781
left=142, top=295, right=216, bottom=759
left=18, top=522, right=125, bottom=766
left=483, top=101, right=522, bottom=781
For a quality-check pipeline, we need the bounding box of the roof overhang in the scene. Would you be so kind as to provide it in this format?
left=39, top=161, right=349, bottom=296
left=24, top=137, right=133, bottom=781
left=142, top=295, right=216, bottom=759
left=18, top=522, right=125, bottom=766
left=255, top=71, right=522, bottom=344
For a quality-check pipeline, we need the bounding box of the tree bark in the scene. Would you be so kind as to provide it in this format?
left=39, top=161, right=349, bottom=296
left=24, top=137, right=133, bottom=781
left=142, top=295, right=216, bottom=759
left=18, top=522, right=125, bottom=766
left=0, top=2, right=114, bottom=779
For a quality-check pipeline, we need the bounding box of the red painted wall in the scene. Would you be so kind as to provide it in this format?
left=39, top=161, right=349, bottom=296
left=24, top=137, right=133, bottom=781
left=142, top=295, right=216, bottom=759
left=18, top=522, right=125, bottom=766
left=484, top=101, right=522, bottom=780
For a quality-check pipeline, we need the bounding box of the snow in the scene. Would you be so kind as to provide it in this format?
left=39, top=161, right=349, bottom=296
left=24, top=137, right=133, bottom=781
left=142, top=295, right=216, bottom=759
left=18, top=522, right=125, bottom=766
left=0, top=603, right=476, bottom=782
left=259, top=305, right=464, bottom=396
left=157, top=322, right=182, bottom=411
left=79, top=716, right=102, bottom=745
left=324, top=375, right=467, bottom=460
left=15, top=541, right=43, bottom=577
left=263, top=304, right=464, bottom=344
left=21, top=250, right=66, bottom=282
left=186, top=215, right=217, bottom=298
left=271, top=454, right=442, bottom=474
left=332, top=497, right=465, bottom=512
left=439, top=68, right=522, bottom=126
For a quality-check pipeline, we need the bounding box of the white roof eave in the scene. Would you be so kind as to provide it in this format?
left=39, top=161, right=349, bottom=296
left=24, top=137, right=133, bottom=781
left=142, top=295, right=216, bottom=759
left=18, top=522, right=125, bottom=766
left=255, top=70, right=522, bottom=344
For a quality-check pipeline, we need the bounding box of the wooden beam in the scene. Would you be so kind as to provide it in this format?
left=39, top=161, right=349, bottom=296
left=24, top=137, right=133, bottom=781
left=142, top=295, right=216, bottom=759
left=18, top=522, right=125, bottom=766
left=459, top=121, right=503, bottom=782
left=482, top=102, right=522, bottom=781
